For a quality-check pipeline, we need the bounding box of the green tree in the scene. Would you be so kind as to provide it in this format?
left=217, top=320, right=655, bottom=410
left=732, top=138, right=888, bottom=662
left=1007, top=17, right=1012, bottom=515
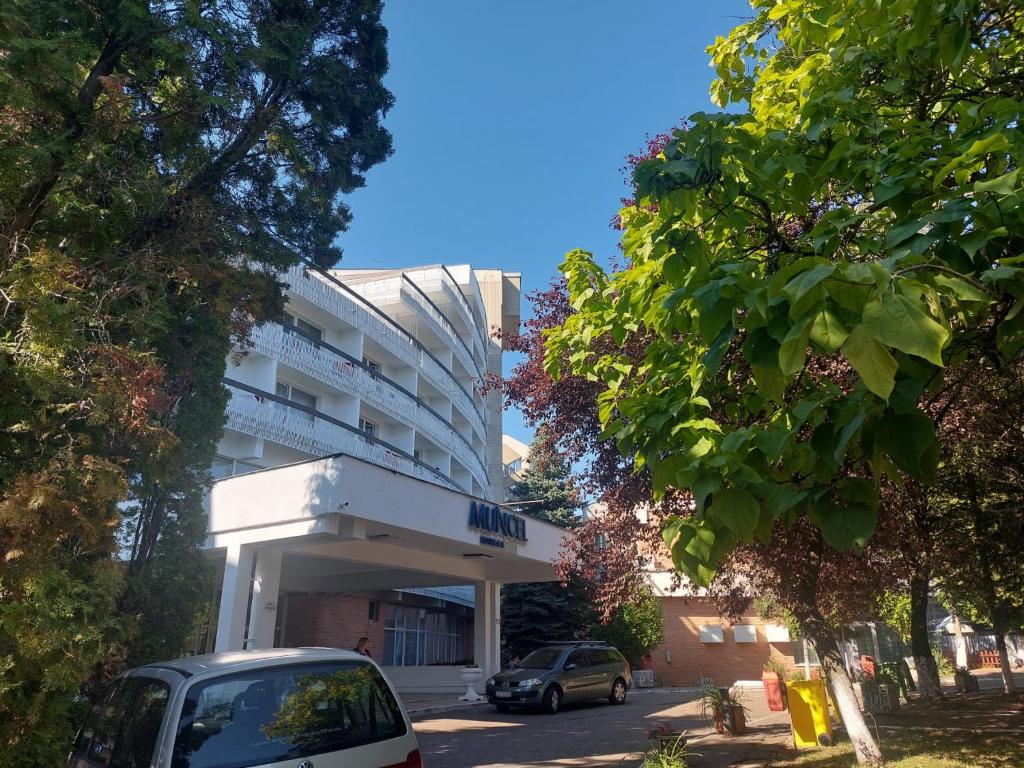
left=507, top=430, right=581, bottom=527
left=594, top=585, right=663, bottom=667
left=930, top=362, right=1024, bottom=693
left=548, top=3, right=1023, bottom=763
left=502, top=431, right=594, bottom=658
left=0, top=2, right=393, bottom=763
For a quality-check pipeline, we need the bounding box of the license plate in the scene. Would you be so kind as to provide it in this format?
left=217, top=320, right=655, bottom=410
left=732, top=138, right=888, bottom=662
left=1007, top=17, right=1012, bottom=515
left=495, top=690, right=512, bottom=698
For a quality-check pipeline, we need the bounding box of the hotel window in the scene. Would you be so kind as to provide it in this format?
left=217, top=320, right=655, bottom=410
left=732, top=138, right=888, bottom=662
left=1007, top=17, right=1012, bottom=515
left=358, top=417, right=377, bottom=437
left=282, top=311, right=323, bottom=346
left=383, top=605, right=470, bottom=666
left=363, top=356, right=381, bottom=376
left=275, top=381, right=317, bottom=423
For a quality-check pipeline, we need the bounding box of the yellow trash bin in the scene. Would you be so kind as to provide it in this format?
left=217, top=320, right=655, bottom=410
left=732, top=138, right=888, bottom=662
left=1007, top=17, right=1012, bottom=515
left=788, top=679, right=833, bottom=748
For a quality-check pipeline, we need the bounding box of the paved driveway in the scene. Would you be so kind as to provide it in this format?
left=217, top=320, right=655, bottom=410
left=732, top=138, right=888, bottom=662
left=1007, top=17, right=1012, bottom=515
left=412, top=689, right=779, bottom=768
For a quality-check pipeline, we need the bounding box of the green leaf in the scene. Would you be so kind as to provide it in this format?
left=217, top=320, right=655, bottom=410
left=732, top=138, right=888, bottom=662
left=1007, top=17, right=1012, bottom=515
left=866, top=411, right=939, bottom=483
left=974, top=168, right=1019, bottom=197
left=710, top=487, right=761, bottom=542
left=779, top=319, right=812, bottom=376
left=863, top=293, right=949, bottom=366
left=842, top=325, right=898, bottom=400
left=809, top=308, right=850, bottom=352
left=810, top=491, right=877, bottom=550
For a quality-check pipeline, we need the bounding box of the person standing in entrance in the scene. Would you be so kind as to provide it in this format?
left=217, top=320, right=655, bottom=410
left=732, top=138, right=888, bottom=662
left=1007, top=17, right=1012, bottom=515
left=353, top=637, right=371, bottom=657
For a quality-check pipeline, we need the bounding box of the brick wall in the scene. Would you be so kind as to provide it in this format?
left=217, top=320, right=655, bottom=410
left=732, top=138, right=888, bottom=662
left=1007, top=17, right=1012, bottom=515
left=651, top=596, right=796, bottom=687
left=282, top=593, right=385, bottom=659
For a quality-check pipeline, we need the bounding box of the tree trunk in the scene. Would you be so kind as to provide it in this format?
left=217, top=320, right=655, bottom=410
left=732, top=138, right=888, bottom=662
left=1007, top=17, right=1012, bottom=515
left=950, top=611, right=968, bottom=669
left=993, top=625, right=1017, bottom=694
left=807, top=623, right=884, bottom=765
left=909, top=573, right=942, bottom=697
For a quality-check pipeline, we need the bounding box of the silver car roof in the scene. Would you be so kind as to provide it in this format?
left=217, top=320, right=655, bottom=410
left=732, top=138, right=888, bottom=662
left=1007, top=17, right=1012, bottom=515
left=135, top=647, right=368, bottom=678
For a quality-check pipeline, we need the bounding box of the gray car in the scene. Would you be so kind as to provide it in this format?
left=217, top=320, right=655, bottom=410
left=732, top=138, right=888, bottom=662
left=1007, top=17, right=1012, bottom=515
left=485, top=641, right=632, bottom=714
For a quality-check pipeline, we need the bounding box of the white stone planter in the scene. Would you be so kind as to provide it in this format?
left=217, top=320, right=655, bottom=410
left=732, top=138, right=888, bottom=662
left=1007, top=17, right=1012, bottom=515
left=459, top=666, right=484, bottom=702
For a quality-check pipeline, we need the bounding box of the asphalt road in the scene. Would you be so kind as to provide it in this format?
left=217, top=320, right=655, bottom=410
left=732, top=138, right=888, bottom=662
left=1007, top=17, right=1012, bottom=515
left=412, top=689, right=708, bottom=768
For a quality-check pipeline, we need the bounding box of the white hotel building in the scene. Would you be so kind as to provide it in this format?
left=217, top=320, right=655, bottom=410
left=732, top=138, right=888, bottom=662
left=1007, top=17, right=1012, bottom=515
left=203, top=263, right=562, bottom=693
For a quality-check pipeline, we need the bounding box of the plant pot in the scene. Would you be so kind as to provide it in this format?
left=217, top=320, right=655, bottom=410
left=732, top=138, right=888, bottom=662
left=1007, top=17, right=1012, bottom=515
left=459, top=665, right=484, bottom=702
left=862, top=681, right=900, bottom=713
left=762, top=670, right=786, bottom=712
left=712, top=708, right=726, bottom=734
left=955, top=672, right=980, bottom=693
left=728, top=704, right=747, bottom=735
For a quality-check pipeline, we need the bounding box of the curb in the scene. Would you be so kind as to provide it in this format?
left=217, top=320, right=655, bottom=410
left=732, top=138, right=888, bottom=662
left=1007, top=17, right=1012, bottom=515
left=408, top=700, right=491, bottom=718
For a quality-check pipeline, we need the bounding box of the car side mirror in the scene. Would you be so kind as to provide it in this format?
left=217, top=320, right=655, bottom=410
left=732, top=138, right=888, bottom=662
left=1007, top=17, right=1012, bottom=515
left=564, top=663, right=578, bottom=671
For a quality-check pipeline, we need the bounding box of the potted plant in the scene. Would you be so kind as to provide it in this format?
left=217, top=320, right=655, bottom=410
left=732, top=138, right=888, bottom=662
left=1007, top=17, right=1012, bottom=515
left=643, top=724, right=697, bottom=767
left=954, top=666, right=979, bottom=693
left=459, top=663, right=484, bottom=702
left=697, top=685, right=749, bottom=736
left=762, top=660, right=788, bottom=711
left=862, top=666, right=901, bottom=713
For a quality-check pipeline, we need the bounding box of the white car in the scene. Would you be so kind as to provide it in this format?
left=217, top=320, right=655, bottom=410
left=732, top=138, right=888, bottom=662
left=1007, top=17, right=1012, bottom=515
left=67, top=647, right=423, bottom=768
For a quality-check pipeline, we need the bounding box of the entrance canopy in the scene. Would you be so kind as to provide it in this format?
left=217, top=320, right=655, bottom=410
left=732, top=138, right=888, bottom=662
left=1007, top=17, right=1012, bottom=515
left=206, top=453, right=565, bottom=679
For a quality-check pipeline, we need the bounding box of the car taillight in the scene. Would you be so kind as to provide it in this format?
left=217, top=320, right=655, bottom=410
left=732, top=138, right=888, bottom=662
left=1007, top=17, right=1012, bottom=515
left=383, top=749, right=424, bottom=768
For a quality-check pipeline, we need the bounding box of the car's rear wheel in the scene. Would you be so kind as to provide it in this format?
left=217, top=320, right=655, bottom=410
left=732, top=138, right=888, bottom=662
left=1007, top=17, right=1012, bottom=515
left=541, top=685, right=563, bottom=714
left=609, top=677, right=627, bottom=705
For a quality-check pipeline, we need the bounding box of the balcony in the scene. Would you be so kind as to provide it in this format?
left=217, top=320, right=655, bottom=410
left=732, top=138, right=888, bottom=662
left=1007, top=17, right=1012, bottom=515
left=405, top=266, right=488, bottom=364
left=283, top=264, right=485, bottom=438
left=332, top=271, right=483, bottom=383
left=248, top=323, right=489, bottom=488
left=223, top=380, right=464, bottom=492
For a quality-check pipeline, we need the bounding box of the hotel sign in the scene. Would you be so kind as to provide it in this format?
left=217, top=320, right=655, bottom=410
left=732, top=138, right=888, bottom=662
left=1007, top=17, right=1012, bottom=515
left=468, top=501, right=527, bottom=549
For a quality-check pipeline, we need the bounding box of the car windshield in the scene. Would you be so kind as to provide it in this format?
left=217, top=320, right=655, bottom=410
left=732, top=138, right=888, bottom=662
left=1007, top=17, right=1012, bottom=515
left=519, top=649, right=565, bottom=670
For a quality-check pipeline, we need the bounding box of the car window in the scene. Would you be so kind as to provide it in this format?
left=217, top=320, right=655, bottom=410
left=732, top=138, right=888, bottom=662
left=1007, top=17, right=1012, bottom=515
left=566, top=650, right=590, bottom=668
left=519, top=648, right=564, bottom=670
left=171, top=661, right=406, bottom=768
left=591, top=650, right=611, bottom=665
left=71, top=675, right=171, bottom=768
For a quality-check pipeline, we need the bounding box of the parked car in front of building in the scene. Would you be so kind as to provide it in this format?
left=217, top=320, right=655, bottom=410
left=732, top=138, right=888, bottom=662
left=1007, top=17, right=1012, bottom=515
left=66, top=648, right=423, bottom=768
left=485, top=641, right=631, bottom=714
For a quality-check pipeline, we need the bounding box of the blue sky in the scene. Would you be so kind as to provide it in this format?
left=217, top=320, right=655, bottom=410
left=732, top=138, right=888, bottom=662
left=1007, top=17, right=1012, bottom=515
left=338, top=0, right=752, bottom=444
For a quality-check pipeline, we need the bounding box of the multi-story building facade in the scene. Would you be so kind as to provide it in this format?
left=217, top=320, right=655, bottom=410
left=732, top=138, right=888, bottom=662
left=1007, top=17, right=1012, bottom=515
left=214, top=263, right=514, bottom=499
left=203, top=263, right=565, bottom=693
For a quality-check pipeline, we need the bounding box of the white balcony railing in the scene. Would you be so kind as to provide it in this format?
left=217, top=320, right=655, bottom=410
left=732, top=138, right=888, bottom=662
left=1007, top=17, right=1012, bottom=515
left=283, top=265, right=486, bottom=439
left=248, top=323, right=489, bottom=487
left=223, top=382, right=463, bottom=492
left=403, top=267, right=487, bottom=365
left=335, top=271, right=483, bottom=384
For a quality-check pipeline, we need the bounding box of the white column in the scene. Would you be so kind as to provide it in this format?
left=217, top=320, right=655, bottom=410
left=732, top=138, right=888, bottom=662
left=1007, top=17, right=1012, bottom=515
left=214, top=542, right=255, bottom=652
left=247, top=548, right=283, bottom=650
left=473, top=581, right=501, bottom=680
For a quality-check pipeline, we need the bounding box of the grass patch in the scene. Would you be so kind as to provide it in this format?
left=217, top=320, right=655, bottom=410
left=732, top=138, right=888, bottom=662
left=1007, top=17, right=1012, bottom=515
left=765, top=728, right=1024, bottom=768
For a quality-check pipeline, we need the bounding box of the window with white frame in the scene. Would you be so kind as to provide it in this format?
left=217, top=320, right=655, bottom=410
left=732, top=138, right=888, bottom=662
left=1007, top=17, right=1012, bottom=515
left=734, top=625, right=757, bottom=643
left=363, top=356, right=381, bottom=376
left=382, top=605, right=470, bottom=666
left=358, top=416, right=377, bottom=437
left=275, top=381, right=316, bottom=423
left=699, top=625, right=725, bottom=643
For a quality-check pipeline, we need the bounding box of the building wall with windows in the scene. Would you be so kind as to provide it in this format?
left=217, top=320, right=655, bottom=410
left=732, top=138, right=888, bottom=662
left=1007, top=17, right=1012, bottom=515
left=208, top=264, right=521, bottom=667
left=648, top=596, right=798, bottom=687
left=214, top=263, right=520, bottom=500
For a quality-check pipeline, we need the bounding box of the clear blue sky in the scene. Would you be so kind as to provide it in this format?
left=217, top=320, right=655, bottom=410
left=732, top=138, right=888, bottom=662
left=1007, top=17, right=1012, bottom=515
left=338, top=0, right=752, bottom=445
